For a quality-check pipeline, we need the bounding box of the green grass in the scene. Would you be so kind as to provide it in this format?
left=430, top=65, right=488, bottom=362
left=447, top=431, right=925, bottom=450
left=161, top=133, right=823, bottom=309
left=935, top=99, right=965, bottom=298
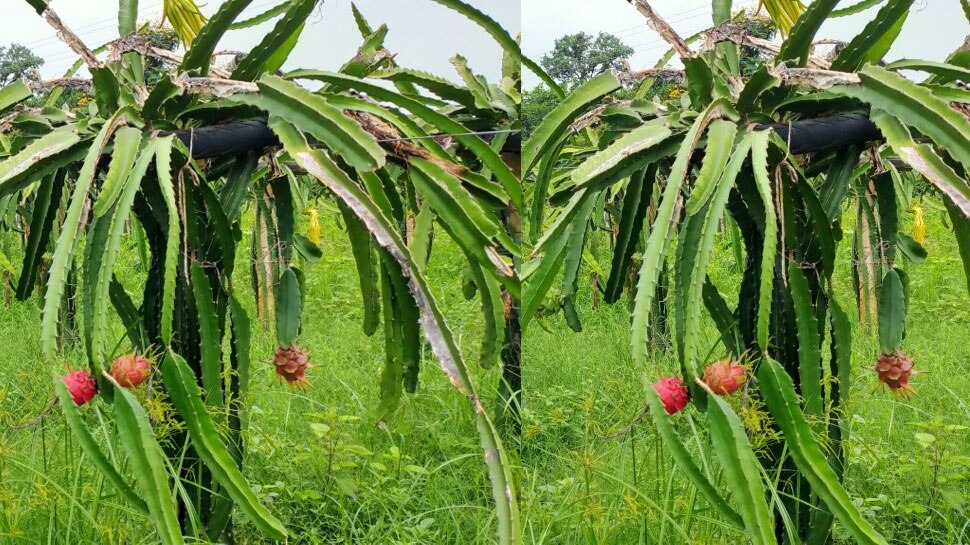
left=1, top=206, right=968, bottom=544
left=0, top=209, right=504, bottom=544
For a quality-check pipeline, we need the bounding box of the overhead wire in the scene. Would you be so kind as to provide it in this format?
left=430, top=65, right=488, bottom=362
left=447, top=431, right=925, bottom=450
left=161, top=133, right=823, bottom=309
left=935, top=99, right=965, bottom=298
left=24, top=1, right=165, bottom=52
left=608, top=3, right=710, bottom=39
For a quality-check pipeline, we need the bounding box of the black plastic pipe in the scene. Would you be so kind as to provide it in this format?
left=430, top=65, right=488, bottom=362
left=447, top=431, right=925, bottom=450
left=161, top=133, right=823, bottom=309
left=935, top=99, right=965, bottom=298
left=168, top=120, right=280, bottom=160
left=170, top=113, right=880, bottom=160
left=754, top=112, right=881, bottom=155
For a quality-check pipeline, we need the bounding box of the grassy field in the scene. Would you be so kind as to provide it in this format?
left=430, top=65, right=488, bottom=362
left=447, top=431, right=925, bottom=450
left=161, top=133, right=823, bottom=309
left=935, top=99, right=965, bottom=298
left=1, top=205, right=968, bottom=544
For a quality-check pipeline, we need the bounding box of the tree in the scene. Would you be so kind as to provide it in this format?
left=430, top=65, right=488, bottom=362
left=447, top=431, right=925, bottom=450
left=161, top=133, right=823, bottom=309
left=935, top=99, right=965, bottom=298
left=540, top=32, right=633, bottom=87
left=0, top=43, right=43, bottom=85
left=524, top=31, right=634, bottom=136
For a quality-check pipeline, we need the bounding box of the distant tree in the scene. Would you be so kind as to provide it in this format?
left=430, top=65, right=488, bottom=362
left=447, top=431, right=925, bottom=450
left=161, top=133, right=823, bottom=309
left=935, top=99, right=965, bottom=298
left=541, top=32, right=633, bottom=87
left=0, top=44, right=43, bottom=85
left=141, top=22, right=180, bottom=51
left=527, top=15, right=775, bottom=135
left=522, top=85, right=561, bottom=138
left=139, top=23, right=179, bottom=84
left=734, top=10, right=776, bottom=76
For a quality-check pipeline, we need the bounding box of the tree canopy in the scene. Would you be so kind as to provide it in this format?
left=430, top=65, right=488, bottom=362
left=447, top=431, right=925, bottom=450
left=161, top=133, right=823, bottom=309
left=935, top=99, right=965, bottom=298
left=540, top=32, right=633, bottom=87
left=0, top=43, right=43, bottom=85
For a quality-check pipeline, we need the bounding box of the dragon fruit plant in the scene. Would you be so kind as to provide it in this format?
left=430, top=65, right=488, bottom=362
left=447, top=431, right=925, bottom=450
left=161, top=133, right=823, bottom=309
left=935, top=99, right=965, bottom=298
left=4, top=0, right=523, bottom=541
left=524, top=1, right=970, bottom=543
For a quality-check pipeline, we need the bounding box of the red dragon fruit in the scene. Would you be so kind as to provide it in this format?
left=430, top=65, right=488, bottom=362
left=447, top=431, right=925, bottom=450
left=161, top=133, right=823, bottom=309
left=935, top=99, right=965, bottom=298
left=702, top=359, right=746, bottom=395
left=874, top=351, right=915, bottom=398
left=652, top=376, right=690, bottom=414
left=110, top=353, right=152, bottom=388
left=62, top=370, right=97, bottom=406
left=273, top=345, right=310, bottom=389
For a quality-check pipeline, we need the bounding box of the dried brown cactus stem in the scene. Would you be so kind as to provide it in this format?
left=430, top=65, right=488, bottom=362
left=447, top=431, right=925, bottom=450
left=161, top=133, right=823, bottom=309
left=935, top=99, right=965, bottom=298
left=344, top=110, right=467, bottom=178
left=40, top=7, right=101, bottom=68
left=630, top=0, right=693, bottom=59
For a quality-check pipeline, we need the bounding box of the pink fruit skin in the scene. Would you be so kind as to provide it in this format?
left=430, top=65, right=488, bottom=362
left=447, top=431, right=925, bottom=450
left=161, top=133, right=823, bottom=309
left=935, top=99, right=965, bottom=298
left=63, top=370, right=97, bottom=406
left=653, top=376, right=690, bottom=414
left=274, top=345, right=310, bottom=387
left=874, top=351, right=915, bottom=397
left=703, top=359, right=746, bottom=395
left=110, top=354, right=151, bottom=388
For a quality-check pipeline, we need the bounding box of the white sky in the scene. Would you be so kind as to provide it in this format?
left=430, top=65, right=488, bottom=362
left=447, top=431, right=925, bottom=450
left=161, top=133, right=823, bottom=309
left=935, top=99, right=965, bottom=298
left=4, top=1, right=965, bottom=89
left=522, top=0, right=969, bottom=88
left=3, top=0, right=519, bottom=82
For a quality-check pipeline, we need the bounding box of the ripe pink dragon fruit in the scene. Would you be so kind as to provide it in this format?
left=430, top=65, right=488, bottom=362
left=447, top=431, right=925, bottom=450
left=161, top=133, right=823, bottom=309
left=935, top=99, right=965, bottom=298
left=110, top=353, right=152, bottom=388
left=652, top=376, right=690, bottom=414
left=273, top=345, right=310, bottom=389
left=63, top=370, right=97, bottom=406
left=703, top=359, right=746, bottom=395
left=874, top=351, right=915, bottom=398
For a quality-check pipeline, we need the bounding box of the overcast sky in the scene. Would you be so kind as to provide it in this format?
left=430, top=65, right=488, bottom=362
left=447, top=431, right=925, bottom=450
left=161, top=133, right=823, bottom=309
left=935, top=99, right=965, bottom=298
left=5, top=1, right=966, bottom=88
left=522, top=0, right=968, bottom=88
left=4, top=0, right=518, bottom=82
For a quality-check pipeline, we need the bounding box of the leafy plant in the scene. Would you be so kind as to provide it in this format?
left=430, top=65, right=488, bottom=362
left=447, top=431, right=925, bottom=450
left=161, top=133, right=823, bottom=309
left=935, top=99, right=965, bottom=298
left=1, top=0, right=522, bottom=541
left=525, top=0, right=970, bottom=542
